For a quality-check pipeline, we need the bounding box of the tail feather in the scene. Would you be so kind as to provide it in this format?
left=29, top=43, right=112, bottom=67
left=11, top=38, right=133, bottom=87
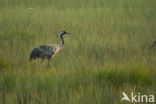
left=29, top=47, right=40, bottom=61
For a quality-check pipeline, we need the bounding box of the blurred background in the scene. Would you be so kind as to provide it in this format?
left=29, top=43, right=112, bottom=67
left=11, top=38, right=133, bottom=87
left=0, top=0, right=156, bottom=103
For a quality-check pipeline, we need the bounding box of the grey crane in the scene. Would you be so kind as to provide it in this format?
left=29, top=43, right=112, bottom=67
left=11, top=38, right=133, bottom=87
left=151, top=40, right=156, bottom=48
left=29, top=31, right=70, bottom=67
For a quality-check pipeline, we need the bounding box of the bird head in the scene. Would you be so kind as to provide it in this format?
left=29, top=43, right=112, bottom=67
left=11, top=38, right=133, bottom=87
left=60, top=31, right=70, bottom=35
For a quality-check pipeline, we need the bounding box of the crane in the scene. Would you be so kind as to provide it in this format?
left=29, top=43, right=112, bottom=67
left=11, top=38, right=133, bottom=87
left=29, top=31, right=70, bottom=67
left=151, top=40, right=156, bottom=48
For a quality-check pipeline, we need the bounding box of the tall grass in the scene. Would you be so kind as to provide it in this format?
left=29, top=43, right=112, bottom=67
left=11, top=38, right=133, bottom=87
left=0, top=0, right=156, bottom=103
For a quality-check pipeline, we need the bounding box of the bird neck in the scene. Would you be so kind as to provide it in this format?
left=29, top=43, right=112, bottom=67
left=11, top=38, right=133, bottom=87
left=59, top=33, right=64, bottom=47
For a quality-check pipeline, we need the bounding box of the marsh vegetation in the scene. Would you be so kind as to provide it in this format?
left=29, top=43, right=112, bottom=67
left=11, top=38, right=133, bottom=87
left=0, top=0, right=156, bottom=103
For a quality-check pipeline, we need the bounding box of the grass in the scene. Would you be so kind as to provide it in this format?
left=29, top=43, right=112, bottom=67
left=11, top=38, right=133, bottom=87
left=0, top=0, right=156, bottom=103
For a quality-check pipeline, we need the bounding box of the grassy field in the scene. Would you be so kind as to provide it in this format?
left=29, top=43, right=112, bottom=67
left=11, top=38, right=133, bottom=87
left=0, top=0, right=156, bottom=103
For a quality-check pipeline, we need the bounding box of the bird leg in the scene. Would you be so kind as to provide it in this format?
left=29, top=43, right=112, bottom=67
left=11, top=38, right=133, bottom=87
left=47, top=59, right=51, bottom=67
left=41, top=59, right=44, bottom=64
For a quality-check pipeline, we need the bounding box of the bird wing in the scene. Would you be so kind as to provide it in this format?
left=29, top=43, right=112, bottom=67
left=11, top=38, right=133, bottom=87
left=29, top=47, right=42, bottom=61
left=38, top=45, right=55, bottom=57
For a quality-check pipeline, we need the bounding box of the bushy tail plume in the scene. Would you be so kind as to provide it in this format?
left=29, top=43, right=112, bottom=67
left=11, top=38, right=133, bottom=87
left=29, top=47, right=40, bottom=61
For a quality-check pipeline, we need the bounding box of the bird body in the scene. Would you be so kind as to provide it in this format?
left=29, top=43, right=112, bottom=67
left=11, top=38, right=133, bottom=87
left=29, top=31, right=70, bottom=66
left=151, top=40, right=156, bottom=48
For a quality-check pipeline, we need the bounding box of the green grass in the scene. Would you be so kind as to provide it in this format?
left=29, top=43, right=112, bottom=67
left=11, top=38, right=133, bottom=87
left=0, top=0, right=156, bottom=103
